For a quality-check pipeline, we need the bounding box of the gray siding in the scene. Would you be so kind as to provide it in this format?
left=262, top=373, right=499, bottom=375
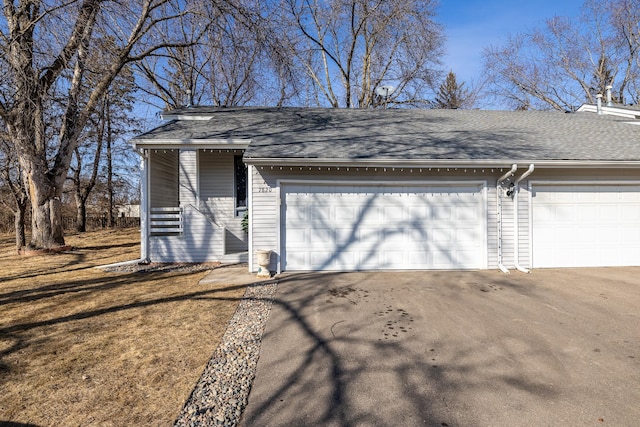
left=199, top=150, right=247, bottom=253
left=149, top=150, right=238, bottom=262
left=486, top=179, right=499, bottom=268
left=499, top=187, right=516, bottom=268
left=179, top=150, right=198, bottom=206
left=149, top=150, right=179, bottom=208
left=149, top=205, right=224, bottom=262
left=250, top=166, right=511, bottom=272
left=250, top=167, right=279, bottom=271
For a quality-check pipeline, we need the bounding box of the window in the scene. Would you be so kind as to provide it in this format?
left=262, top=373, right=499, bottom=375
left=234, top=155, right=247, bottom=214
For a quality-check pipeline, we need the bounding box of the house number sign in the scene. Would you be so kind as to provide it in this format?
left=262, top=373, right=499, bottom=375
left=258, top=187, right=273, bottom=192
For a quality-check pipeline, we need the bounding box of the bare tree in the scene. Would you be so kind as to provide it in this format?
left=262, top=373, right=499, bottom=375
left=70, top=132, right=103, bottom=232
left=274, top=0, right=444, bottom=108
left=0, top=136, right=28, bottom=250
left=68, top=62, right=138, bottom=232
left=482, top=0, right=640, bottom=110
left=0, top=0, right=196, bottom=249
left=136, top=0, right=300, bottom=109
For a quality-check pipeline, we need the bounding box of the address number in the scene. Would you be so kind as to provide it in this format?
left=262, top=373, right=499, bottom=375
left=258, top=187, right=273, bottom=193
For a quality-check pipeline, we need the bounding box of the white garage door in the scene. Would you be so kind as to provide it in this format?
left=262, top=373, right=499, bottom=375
left=532, top=184, right=640, bottom=267
left=282, top=183, right=486, bottom=271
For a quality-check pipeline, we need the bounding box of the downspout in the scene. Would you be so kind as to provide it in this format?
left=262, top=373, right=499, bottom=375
left=514, top=164, right=535, bottom=273
left=497, top=164, right=518, bottom=273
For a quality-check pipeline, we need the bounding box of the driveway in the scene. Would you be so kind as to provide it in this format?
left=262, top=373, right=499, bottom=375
left=240, top=268, right=640, bottom=427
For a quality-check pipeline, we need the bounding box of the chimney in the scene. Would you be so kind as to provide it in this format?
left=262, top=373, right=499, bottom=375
left=605, top=85, right=613, bottom=106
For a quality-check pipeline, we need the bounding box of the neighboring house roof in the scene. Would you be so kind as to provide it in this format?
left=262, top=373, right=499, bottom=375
left=131, top=107, right=640, bottom=167
left=577, top=103, right=640, bottom=119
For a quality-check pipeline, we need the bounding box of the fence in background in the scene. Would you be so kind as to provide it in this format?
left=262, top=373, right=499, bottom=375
left=0, top=216, right=140, bottom=234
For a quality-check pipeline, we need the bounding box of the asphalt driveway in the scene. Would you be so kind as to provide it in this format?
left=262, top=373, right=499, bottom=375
left=240, top=268, right=640, bottom=427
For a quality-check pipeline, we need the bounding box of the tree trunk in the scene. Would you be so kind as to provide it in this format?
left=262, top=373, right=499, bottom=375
left=106, top=100, right=115, bottom=228
left=26, top=168, right=65, bottom=249
left=76, top=191, right=87, bottom=232
left=14, top=202, right=27, bottom=252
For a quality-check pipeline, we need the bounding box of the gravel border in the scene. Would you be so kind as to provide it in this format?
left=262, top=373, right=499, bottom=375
left=101, top=262, right=221, bottom=274
left=174, top=279, right=278, bottom=427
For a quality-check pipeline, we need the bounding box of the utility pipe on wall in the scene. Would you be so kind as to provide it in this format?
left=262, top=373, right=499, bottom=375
left=497, top=164, right=518, bottom=273
left=514, top=164, right=535, bottom=273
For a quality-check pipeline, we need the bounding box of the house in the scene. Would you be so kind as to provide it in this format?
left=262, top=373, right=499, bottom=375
left=116, top=204, right=140, bottom=218
left=130, top=107, right=640, bottom=273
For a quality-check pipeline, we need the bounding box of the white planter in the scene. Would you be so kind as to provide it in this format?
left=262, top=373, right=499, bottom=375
left=256, top=249, right=272, bottom=278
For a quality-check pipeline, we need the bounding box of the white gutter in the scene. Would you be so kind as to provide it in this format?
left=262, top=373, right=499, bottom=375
left=497, top=164, right=518, bottom=273
left=244, top=157, right=640, bottom=169
left=513, top=164, right=535, bottom=273
left=130, top=139, right=251, bottom=149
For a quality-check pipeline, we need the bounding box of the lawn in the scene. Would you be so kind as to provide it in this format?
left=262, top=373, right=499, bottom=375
left=0, top=229, right=246, bottom=426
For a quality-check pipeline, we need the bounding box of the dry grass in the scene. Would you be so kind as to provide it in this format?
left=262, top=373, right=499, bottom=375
left=0, top=229, right=246, bottom=426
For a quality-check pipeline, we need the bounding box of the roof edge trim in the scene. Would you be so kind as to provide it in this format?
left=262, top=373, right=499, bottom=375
left=131, top=138, right=251, bottom=148
left=161, top=114, right=215, bottom=121
left=243, top=157, right=640, bottom=168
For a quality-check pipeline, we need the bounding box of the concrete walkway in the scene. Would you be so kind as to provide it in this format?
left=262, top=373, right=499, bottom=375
left=240, top=268, right=640, bottom=427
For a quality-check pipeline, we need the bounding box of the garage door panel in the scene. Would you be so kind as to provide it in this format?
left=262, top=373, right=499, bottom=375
left=383, top=205, right=404, bottom=221
left=456, top=206, right=478, bottom=220
left=407, top=205, right=430, bottom=218
left=383, top=251, right=406, bottom=266
left=310, top=227, right=334, bottom=242
left=457, top=227, right=480, bottom=244
left=533, top=184, right=640, bottom=268
left=621, top=206, right=640, bottom=220
left=283, top=183, right=485, bottom=271
left=432, top=228, right=454, bottom=243
left=335, top=205, right=357, bottom=221
left=433, top=250, right=456, bottom=268
left=286, top=228, right=308, bottom=245
left=432, top=206, right=453, bottom=220
left=356, top=234, right=381, bottom=251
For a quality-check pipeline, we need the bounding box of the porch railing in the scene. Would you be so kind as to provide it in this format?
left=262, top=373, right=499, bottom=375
left=150, top=207, right=183, bottom=235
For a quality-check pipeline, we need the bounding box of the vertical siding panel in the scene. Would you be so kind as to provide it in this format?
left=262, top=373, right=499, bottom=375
left=250, top=167, right=279, bottom=271
left=149, top=150, right=179, bottom=207
left=180, top=150, right=198, bottom=206
left=501, top=192, right=515, bottom=268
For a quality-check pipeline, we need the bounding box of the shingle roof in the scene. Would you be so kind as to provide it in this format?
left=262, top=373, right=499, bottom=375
left=132, top=107, right=640, bottom=164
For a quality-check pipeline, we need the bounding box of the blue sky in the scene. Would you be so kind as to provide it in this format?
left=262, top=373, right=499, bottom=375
left=437, top=0, right=585, bottom=86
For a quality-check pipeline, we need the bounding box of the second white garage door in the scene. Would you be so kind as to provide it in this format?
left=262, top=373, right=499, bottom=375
left=282, top=183, right=486, bottom=271
left=532, top=184, right=640, bottom=267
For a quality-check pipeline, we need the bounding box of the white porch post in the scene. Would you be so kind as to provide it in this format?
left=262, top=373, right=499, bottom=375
left=140, top=149, right=150, bottom=262
left=248, top=164, right=254, bottom=273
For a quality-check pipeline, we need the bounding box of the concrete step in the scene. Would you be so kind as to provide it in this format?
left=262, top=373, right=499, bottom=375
left=220, top=251, right=248, bottom=264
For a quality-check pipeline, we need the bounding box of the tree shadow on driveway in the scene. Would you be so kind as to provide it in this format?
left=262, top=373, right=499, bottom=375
left=241, top=269, right=640, bottom=426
